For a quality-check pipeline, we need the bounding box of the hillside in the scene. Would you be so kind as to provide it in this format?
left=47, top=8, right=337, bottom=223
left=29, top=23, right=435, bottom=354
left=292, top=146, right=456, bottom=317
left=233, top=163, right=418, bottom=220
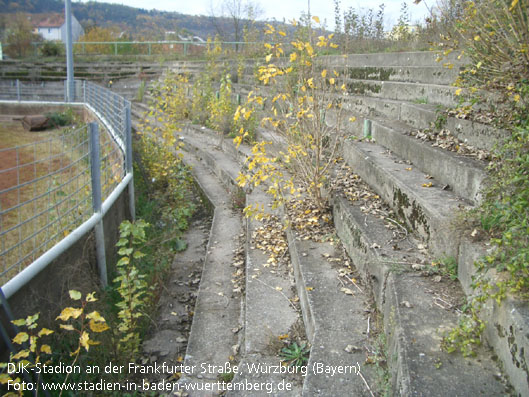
left=0, top=0, right=274, bottom=40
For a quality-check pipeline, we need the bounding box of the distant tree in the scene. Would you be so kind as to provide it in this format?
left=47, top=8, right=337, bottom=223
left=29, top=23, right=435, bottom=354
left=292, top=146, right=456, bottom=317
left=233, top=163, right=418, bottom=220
left=333, top=0, right=342, bottom=36
left=374, top=4, right=385, bottom=40
left=210, top=0, right=263, bottom=50
left=5, top=13, right=41, bottom=58
left=77, top=26, right=118, bottom=54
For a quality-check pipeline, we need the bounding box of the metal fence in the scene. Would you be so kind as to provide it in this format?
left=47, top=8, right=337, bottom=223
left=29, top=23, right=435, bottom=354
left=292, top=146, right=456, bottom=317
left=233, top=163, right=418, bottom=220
left=0, top=80, right=134, bottom=298
left=2, top=40, right=264, bottom=58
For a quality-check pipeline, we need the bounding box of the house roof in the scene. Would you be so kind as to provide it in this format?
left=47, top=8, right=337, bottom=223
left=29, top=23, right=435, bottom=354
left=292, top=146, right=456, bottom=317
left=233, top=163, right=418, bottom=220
left=32, top=13, right=65, bottom=28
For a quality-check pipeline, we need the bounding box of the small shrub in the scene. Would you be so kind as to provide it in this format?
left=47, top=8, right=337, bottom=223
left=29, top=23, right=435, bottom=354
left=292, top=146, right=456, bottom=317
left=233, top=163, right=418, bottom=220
left=40, top=41, right=63, bottom=57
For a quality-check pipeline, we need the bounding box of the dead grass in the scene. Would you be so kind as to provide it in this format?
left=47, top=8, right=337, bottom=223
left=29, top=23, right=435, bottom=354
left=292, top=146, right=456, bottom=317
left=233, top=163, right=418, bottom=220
left=0, top=120, right=123, bottom=283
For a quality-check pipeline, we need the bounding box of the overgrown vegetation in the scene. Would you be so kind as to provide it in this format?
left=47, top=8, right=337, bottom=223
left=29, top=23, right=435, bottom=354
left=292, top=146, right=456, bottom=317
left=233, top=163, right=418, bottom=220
left=0, top=94, right=196, bottom=392
left=424, top=0, right=529, bottom=355
left=235, top=19, right=354, bottom=213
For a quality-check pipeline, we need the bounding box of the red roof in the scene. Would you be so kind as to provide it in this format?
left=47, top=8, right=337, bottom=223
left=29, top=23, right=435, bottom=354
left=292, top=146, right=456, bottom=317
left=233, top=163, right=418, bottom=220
left=32, top=13, right=65, bottom=28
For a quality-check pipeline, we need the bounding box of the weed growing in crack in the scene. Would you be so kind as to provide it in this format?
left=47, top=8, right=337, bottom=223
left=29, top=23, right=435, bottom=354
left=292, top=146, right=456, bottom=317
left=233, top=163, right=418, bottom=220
left=279, top=342, right=310, bottom=369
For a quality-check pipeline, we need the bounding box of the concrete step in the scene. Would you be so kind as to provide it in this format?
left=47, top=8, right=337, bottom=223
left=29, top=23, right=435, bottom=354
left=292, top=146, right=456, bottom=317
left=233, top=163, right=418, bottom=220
left=286, top=218, right=376, bottom=396
left=342, top=139, right=471, bottom=259
left=176, top=147, right=244, bottom=393
left=340, top=94, right=509, bottom=152
left=332, top=194, right=511, bottom=396
left=328, top=64, right=460, bottom=85
left=180, top=124, right=380, bottom=396
left=345, top=78, right=458, bottom=107
left=175, top=124, right=305, bottom=395
left=339, top=112, right=488, bottom=205
left=326, top=51, right=465, bottom=68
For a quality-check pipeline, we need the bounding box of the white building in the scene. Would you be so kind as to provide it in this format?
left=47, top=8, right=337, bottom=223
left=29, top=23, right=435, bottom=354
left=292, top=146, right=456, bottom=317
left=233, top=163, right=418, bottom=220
left=33, top=13, right=84, bottom=42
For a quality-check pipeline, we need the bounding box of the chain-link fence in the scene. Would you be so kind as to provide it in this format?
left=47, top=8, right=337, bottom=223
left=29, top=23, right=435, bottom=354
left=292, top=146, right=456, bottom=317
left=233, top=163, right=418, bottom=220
left=0, top=80, right=133, bottom=294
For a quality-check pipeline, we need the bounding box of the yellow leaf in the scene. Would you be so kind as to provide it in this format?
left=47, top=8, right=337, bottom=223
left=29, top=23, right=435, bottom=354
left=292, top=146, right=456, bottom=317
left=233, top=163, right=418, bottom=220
left=455, top=88, right=462, bottom=96
left=86, top=311, right=106, bottom=323
left=278, top=31, right=286, bottom=37
left=13, top=332, right=29, bottom=345
left=89, top=320, right=110, bottom=333
left=329, top=78, right=335, bottom=85
left=80, top=331, right=90, bottom=352
left=349, top=117, right=356, bottom=122
left=321, top=69, right=327, bottom=78
left=422, top=182, right=433, bottom=188
left=510, top=0, right=519, bottom=10
left=275, top=286, right=283, bottom=291
left=306, top=287, right=314, bottom=291
left=278, top=334, right=289, bottom=340
left=0, top=373, right=12, bottom=384
left=56, top=307, right=83, bottom=321
left=60, top=324, right=75, bottom=331
left=85, top=292, right=97, bottom=302
left=69, top=290, right=82, bottom=301
left=514, top=94, right=520, bottom=102
left=312, top=16, right=320, bottom=23
left=11, top=349, right=30, bottom=360
left=40, top=345, right=52, bottom=354
left=38, top=328, right=54, bottom=337
left=265, top=54, right=272, bottom=63
left=474, top=35, right=481, bottom=41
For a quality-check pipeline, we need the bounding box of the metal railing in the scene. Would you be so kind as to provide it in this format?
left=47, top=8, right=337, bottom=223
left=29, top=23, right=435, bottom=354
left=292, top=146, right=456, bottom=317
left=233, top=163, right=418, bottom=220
left=0, top=80, right=134, bottom=297
left=2, top=40, right=266, bottom=58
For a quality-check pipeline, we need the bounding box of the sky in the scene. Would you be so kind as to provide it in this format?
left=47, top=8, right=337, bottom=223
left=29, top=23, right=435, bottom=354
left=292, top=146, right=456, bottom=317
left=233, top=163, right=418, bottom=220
left=78, top=0, right=432, bottom=30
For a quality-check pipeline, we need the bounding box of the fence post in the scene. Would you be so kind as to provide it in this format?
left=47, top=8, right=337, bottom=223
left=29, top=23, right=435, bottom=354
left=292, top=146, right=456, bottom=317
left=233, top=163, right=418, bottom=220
left=89, top=122, right=108, bottom=287
left=16, top=80, right=20, bottom=101
left=363, top=119, right=372, bottom=138
left=125, top=103, right=136, bottom=222
left=83, top=80, right=86, bottom=104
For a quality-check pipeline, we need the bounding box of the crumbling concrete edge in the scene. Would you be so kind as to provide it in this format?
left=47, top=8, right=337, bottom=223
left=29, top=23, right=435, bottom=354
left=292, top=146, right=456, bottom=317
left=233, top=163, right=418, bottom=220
left=458, top=239, right=529, bottom=396
left=332, top=196, right=412, bottom=395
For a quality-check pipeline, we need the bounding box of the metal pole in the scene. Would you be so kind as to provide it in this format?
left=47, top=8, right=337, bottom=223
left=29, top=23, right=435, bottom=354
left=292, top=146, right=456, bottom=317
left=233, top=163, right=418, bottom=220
left=363, top=119, right=372, bottom=138
left=16, top=79, right=20, bottom=101
left=89, top=123, right=108, bottom=287
left=65, top=0, right=74, bottom=102
left=125, top=103, right=136, bottom=222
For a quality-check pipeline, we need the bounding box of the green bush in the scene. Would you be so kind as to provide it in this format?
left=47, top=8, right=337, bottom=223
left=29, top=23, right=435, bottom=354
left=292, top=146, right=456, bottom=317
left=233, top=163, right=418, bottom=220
left=40, top=41, right=63, bottom=57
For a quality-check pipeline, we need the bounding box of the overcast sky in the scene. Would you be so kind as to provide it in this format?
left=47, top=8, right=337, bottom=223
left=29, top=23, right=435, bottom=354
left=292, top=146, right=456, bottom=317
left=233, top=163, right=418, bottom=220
left=77, top=0, right=432, bottom=30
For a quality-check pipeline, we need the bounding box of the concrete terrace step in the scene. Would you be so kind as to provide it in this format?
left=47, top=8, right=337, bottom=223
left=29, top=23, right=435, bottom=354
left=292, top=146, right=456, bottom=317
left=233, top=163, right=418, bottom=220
left=176, top=146, right=244, bottom=393
left=340, top=94, right=509, bottom=152
left=332, top=195, right=511, bottom=396
left=345, top=78, right=458, bottom=107
left=342, top=139, right=471, bottom=259
left=340, top=112, right=488, bottom=204
left=175, top=124, right=304, bottom=396
left=326, top=51, right=466, bottom=69
left=328, top=64, right=460, bottom=85
left=231, top=188, right=302, bottom=396
left=180, top=124, right=382, bottom=396
left=285, top=222, right=376, bottom=395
